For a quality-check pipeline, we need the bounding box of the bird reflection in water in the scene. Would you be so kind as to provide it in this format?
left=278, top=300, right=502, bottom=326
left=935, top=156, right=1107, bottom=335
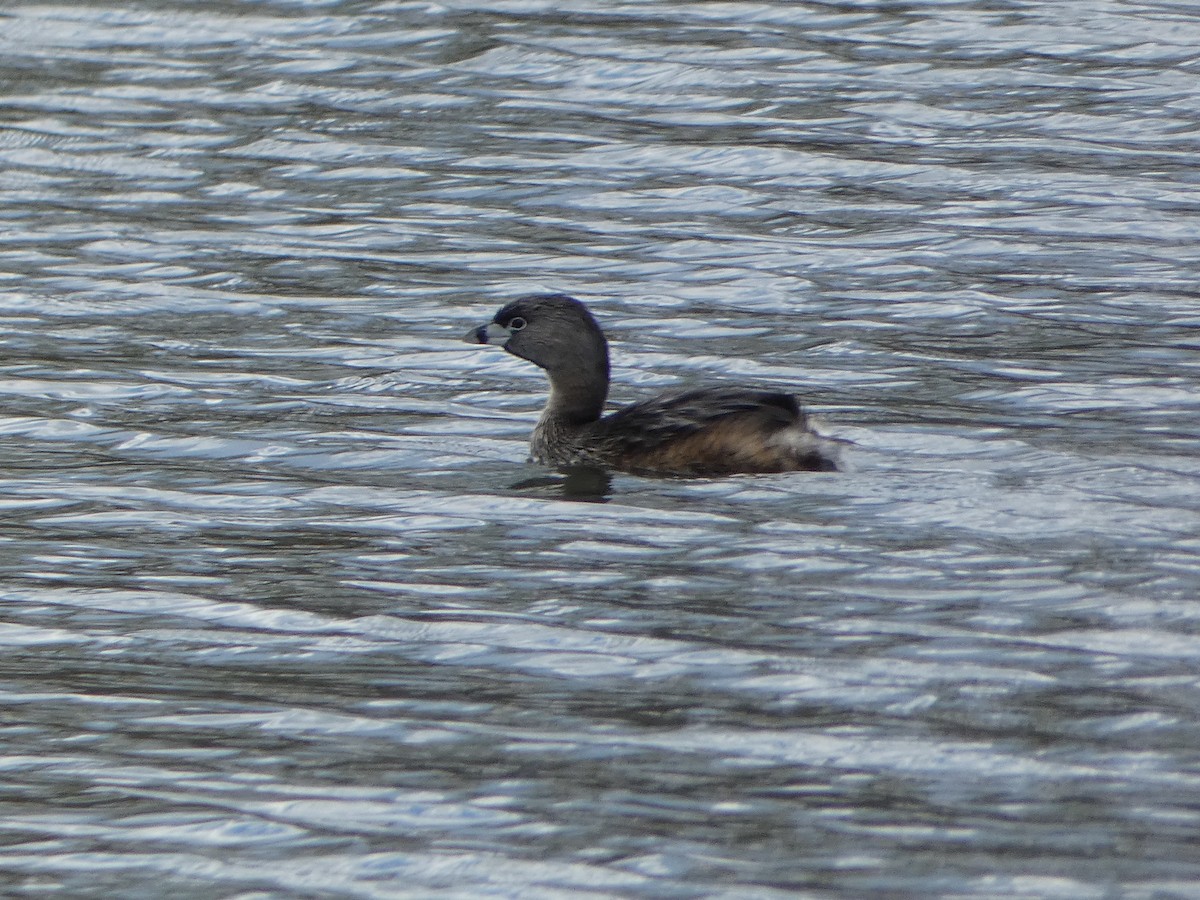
left=509, top=465, right=612, bottom=502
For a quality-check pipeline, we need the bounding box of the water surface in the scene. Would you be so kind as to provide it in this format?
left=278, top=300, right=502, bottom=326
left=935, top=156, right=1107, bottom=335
left=1, top=1, right=1199, bottom=896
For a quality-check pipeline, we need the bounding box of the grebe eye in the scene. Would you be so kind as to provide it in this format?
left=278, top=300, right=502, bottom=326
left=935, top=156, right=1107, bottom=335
left=508, top=317, right=527, bottom=331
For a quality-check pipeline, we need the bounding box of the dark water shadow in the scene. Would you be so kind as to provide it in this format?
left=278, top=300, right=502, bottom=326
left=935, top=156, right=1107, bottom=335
left=509, top=465, right=613, bottom=502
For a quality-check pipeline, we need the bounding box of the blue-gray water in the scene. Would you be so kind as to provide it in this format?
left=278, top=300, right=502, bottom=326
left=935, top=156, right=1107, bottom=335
left=1, top=1, right=1199, bottom=897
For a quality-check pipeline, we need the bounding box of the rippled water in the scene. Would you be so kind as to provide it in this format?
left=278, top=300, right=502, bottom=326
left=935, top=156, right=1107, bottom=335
left=1, top=0, right=1199, bottom=896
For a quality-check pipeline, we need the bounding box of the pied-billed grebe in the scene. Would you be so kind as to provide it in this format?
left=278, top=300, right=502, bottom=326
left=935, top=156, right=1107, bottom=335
left=465, top=294, right=839, bottom=476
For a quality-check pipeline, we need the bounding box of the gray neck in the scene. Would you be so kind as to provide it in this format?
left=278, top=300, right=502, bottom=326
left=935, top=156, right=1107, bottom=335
left=544, top=364, right=608, bottom=425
